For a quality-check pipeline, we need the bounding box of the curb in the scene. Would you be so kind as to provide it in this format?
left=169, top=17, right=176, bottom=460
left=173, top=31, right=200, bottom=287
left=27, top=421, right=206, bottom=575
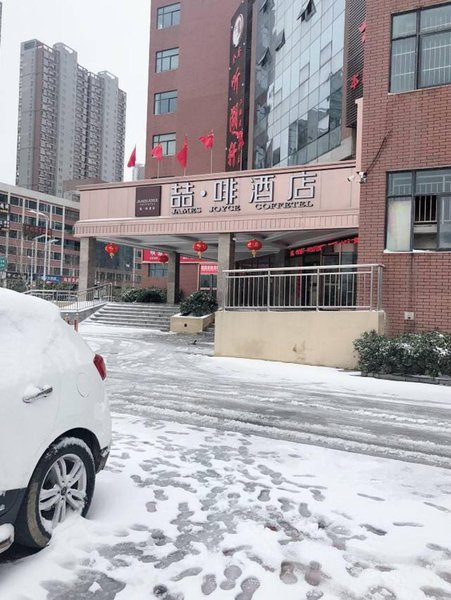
left=361, top=373, right=451, bottom=386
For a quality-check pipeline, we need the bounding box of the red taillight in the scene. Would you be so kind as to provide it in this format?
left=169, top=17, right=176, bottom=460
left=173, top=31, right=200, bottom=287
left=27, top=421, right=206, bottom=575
left=94, top=354, right=107, bottom=380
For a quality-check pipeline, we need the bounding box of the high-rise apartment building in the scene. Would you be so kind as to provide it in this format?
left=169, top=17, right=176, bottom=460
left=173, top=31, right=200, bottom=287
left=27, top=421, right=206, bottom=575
left=16, top=40, right=126, bottom=198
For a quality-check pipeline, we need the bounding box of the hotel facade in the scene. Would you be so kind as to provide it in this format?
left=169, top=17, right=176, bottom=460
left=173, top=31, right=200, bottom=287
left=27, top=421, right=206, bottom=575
left=74, top=0, right=451, bottom=366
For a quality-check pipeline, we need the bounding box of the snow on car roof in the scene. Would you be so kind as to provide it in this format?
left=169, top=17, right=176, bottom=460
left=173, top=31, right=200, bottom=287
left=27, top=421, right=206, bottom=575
left=0, top=288, right=60, bottom=321
left=0, top=289, right=63, bottom=385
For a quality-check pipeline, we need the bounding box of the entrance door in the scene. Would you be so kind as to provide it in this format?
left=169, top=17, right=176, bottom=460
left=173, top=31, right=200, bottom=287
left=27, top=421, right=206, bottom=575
left=301, top=253, right=321, bottom=308
left=199, top=273, right=217, bottom=299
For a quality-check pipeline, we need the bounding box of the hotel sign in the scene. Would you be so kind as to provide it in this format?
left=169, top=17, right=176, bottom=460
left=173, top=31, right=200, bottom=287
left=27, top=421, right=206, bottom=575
left=135, top=186, right=161, bottom=217
left=167, top=171, right=318, bottom=216
left=77, top=164, right=359, bottom=229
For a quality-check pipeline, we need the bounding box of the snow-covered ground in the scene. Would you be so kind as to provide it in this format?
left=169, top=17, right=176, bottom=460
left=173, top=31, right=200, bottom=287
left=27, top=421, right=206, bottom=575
left=1, top=415, right=451, bottom=600
left=2, top=324, right=451, bottom=600
left=80, top=324, right=451, bottom=468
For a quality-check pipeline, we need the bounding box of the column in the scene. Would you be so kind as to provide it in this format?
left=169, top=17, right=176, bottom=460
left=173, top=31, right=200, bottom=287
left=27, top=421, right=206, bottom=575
left=217, top=233, right=235, bottom=308
left=79, top=237, right=97, bottom=291
left=167, top=251, right=180, bottom=305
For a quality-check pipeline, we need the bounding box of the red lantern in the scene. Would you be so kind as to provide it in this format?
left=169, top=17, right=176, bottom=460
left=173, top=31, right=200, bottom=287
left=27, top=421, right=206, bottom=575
left=247, top=239, right=263, bottom=258
left=158, top=254, right=169, bottom=264
left=105, top=243, right=119, bottom=259
left=193, top=240, right=208, bottom=258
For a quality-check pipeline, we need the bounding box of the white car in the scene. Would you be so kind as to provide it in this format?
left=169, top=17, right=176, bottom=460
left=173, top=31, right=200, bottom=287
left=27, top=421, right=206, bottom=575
left=0, top=288, right=111, bottom=553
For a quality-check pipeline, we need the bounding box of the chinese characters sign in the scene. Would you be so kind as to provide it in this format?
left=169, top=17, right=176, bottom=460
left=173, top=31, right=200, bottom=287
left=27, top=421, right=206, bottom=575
left=346, top=0, right=366, bottom=127
left=165, top=171, right=318, bottom=215
left=0, top=200, right=9, bottom=232
left=226, top=1, right=252, bottom=172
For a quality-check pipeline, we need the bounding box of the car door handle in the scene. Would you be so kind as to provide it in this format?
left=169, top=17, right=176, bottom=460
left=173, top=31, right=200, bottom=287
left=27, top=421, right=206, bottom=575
left=23, top=386, right=54, bottom=404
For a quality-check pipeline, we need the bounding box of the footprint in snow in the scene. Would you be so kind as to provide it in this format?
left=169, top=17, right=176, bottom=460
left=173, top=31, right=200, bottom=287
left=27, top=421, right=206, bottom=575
left=361, top=524, right=387, bottom=536
left=258, top=489, right=270, bottom=502
left=201, top=574, right=217, bottom=596
left=235, top=577, right=261, bottom=600
left=421, top=587, right=451, bottom=599
left=357, top=493, right=385, bottom=502
left=280, top=561, right=299, bottom=584
left=220, top=565, right=243, bottom=590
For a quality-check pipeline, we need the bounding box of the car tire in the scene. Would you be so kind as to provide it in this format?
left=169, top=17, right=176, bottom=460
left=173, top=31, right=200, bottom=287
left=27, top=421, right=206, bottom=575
left=15, top=437, right=96, bottom=549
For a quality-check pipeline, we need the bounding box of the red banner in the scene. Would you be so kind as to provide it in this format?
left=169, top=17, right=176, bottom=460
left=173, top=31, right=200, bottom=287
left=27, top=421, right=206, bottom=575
left=142, top=250, right=217, bottom=274
left=290, top=237, right=359, bottom=257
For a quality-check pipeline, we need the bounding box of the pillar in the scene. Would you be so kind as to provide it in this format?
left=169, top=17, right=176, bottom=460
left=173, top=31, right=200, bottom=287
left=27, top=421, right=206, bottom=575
left=167, top=251, right=180, bottom=305
left=79, top=237, right=97, bottom=291
left=217, top=233, right=235, bottom=308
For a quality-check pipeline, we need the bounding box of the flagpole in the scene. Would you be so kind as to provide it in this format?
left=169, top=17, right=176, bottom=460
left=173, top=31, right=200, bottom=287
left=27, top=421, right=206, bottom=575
left=157, top=161, right=160, bottom=179
left=210, top=148, right=213, bottom=174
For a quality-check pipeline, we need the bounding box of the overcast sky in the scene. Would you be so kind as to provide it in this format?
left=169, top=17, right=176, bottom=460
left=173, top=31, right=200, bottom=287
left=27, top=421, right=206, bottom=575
left=0, top=0, right=150, bottom=185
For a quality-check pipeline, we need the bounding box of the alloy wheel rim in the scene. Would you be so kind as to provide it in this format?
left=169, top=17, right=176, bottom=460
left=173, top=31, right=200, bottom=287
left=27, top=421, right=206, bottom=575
left=38, top=453, right=88, bottom=532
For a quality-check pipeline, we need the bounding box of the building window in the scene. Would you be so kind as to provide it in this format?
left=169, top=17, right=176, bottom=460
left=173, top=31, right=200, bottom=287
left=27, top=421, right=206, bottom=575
left=152, top=133, right=176, bottom=156
left=386, top=169, right=451, bottom=251
left=157, top=3, right=180, bottom=29
left=298, top=0, right=316, bottom=22
left=155, top=48, right=179, bottom=73
left=391, top=4, right=451, bottom=93
left=154, top=90, right=178, bottom=115
left=148, top=264, right=168, bottom=277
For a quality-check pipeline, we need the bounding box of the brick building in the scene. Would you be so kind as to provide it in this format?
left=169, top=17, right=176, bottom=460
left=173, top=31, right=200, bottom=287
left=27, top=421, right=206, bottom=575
left=145, top=0, right=240, bottom=179
left=359, top=0, right=451, bottom=333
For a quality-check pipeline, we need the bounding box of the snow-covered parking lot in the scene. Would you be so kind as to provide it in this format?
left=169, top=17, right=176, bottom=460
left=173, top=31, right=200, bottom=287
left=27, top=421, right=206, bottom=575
left=1, top=324, right=451, bottom=600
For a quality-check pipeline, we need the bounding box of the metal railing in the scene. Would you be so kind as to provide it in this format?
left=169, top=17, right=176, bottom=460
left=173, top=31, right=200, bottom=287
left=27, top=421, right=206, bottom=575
left=25, top=283, right=113, bottom=312
left=223, top=264, right=383, bottom=312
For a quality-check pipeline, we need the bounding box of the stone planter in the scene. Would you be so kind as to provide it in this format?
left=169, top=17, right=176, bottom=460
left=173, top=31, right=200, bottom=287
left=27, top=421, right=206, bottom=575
left=170, top=313, right=215, bottom=334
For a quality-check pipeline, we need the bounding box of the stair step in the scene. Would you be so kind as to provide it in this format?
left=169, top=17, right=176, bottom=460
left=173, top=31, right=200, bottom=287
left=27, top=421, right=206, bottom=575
left=87, top=302, right=179, bottom=331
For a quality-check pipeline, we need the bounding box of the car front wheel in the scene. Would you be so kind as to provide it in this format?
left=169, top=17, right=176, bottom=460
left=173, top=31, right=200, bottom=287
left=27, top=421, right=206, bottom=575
left=15, top=437, right=96, bottom=549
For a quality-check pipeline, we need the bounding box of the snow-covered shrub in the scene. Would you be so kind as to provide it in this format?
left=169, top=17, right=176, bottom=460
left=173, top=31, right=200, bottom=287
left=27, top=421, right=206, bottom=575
left=354, top=330, right=451, bottom=377
left=136, top=287, right=166, bottom=303
left=180, top=291, right=218, bottom=317
left=121, top=288, right=140, bottom=303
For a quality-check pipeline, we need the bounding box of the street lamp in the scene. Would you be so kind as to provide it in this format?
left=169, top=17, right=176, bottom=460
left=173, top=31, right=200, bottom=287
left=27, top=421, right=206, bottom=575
left=46, top=238, right=60, bottom=281
left=31, top=234, right=47, bottom=285
left=29, top=210, right=49, bottom=281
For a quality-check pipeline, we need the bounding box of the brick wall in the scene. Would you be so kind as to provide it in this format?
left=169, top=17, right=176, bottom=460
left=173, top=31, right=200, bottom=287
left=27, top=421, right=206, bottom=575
left=360, top=0, right=451, bottom=334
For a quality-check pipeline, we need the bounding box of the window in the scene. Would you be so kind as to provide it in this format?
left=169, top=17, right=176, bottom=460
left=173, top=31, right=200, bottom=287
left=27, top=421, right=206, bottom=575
left=274, top=30, right=285, bottom=51
left=298, top=0, right=316, bottom=22
left=156, top=48, right=179, bottom=73
left=157, top=3, right=180, bottom=29
left=390, top=4, right=451, bottom=92
left=148, top=264, right=168, bottom=277
left=152, top=133, right=176, bottom=156
left=154, top=90, right=178, bottom=115
left=386, top=169, right=451, bottom=251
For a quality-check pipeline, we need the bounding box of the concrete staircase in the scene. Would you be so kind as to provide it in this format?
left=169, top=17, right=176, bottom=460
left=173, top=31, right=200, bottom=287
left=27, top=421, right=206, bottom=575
left=87, top=303, right=179, bottom=331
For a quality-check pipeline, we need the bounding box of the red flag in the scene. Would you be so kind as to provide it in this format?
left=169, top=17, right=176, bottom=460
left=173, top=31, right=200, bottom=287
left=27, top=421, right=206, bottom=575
left=233, top=130, right=245, bottom=148
left=151, top=144, right=163, bottom=161
left=177, top=136, right=188, bottom=170
left=127, top=146, right=137, bottom=168
left=198, top=131, right=215, bottom=150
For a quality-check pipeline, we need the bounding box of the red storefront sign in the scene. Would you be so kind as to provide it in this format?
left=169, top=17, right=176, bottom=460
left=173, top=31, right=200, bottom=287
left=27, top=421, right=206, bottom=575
left=289, top=237, right=359, bottom=257
left=143, top=250, right=217, bottom=274
left=200, top=263, right=218, bottom=275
